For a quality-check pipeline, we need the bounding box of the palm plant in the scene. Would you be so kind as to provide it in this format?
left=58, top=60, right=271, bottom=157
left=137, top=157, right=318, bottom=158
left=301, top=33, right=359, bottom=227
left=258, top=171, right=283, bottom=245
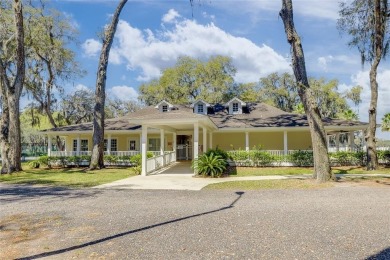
left=192, top=152, right=227, bottom=178
left=340, top=109, right=358, bottom=121
left=381, top=113, right=390, bottom=131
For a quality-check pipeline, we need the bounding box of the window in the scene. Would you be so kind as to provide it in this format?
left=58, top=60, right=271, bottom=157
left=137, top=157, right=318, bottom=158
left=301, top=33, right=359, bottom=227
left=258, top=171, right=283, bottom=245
left=129, top=140, right=136, bottom=151
left=73, top=139, right=88, bottom=151
left=111, top=139, right=117, bottom=151
left=80, top=139, right=88, bottom=151
left=162, top=105, right=168, bottom=112
left=232, top=102, right=239, bottom=113
left=104, top=139, right=117, bottom=151
left=197, top=104, right=204, bottom=114
left=73, top=140, right=77, bottom=152
left=149, top=138, right=161, bottom=151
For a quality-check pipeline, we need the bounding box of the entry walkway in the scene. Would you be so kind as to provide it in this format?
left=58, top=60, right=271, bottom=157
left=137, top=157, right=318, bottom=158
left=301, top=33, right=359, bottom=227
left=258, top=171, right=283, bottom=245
left=95, top=162, right=390, bottom=191
left=95, top=161, right=312, bottom=190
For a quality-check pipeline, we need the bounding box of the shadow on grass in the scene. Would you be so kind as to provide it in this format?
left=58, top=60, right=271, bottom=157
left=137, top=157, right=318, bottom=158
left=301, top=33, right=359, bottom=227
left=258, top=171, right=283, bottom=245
left=335, top=176, right=390, bottom=186
left=16, top=191, right=245, bottom=260
left=365, top=246, right=390, bottom=260
left=0, top=184, right=103, bottom=203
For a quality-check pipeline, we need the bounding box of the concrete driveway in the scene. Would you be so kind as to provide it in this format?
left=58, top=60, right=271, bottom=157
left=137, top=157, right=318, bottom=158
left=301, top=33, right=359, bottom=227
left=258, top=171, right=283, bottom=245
left=2, top=184, right=390, bottom=259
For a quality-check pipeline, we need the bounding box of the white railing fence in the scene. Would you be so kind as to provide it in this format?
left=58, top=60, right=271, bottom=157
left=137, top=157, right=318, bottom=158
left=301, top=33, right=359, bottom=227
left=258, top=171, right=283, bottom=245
left=146, top=151, right=176, bottom=174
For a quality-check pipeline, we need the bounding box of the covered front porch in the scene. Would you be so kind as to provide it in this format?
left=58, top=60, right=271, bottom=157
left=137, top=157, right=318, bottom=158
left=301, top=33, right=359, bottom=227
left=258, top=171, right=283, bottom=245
left=47, top=126, right=364, bottom=175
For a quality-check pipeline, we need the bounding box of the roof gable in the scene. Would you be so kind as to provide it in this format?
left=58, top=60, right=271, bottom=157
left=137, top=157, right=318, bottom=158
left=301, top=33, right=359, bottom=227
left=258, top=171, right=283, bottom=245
left=190, top=99, right=211, bottom=108
left=154, top=100, right=174, bottom=109
left=224, top=97, right=246, bottom=107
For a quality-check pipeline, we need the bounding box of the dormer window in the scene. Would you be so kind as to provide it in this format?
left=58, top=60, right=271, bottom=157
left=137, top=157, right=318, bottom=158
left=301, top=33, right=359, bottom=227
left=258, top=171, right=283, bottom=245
left=155, top=100, right=174, bottom=113
left=197, top=104, right=204, bottom=114
left=224, top=97, right=246, bottom=115
left=190, top=99, right=210, bottom=115
left=232, top=103, right=239, bottom=113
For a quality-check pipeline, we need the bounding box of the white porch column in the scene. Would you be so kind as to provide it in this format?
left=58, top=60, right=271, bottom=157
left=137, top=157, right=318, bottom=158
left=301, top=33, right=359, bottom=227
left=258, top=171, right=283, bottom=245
left=141, top=125, right=148, bottom=176
left=245, top=132, right=249, bottom=151
left=160, top=129, right=165, bottom=156
left=194, top=122, right=199, bottom=161
left=326, top=135, right=330, bottom=149
left=209, top=132, right=213, bottom=149
left=173, top=132, right=177, bottom=152
left=203, top=127, right=207, bottom=153
left=336, top=133, right=340, bottom=152
left=107, top=134, right=111, bottom=155
left=349, top=131, right=355, bottom=151
left=283, top=131, right=288, bottom=155
left=77, top=136, right=81, bottom=156
left=64, top=137, right=68, bottom=153
left=47, top=135, right=52, bottom=156
left=139, top=134, right=142, bottom=152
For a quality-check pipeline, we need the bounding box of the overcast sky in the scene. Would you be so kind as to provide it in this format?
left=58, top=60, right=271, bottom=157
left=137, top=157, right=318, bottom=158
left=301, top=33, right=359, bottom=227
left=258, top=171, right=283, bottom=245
left=45, top=0, right=390, bottom=139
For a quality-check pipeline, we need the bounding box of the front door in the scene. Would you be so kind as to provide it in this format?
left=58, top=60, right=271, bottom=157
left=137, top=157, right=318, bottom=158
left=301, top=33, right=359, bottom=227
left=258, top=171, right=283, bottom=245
left=176, top=135, right=192, bottom=160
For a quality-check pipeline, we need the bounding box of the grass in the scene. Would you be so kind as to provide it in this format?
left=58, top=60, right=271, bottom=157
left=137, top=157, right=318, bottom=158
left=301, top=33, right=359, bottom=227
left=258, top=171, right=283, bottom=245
left=0, top=164, right=137, bottom=188
left=228, top=166, right=390, bottom=177
left=228, top=166, right=313, bottom=176
left=204, top=176, right=390, bottom=190
left=204, top=179, right=333, bottom=190
left=332, top=166, right=390, bottom=175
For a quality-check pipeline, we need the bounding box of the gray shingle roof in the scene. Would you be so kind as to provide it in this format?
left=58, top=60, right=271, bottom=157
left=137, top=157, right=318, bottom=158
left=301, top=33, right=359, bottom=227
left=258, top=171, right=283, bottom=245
left=43, top=102, right=368, bottom=132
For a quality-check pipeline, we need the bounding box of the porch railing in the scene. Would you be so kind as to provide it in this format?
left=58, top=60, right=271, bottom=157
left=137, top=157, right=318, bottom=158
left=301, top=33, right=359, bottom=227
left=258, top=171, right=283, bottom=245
left=146, top=151, right=176, bottom=174
left=51, top=151, right=92, bottom=156
left=50, top=151, right=140, bottom=157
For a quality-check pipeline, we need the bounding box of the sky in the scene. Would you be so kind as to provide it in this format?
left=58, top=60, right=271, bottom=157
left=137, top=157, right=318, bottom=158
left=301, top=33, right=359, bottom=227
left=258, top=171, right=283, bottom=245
left=45, top=0, right=390, bottom=139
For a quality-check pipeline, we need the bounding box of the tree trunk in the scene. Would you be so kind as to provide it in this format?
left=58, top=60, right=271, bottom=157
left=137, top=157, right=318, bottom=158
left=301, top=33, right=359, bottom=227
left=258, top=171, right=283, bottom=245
left=0, top=0, right=25, bottom=174
left=280, top=0, right=332, bottom=182
left=366, top=0, right=384, bottom=170
left=0, top=81, right=11, bottom=174
left=89, top=0, right=127, bottom=169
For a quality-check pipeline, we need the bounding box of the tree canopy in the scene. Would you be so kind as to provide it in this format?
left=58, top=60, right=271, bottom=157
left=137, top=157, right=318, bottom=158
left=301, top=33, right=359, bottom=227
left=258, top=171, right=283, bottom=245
left=139, top=55, right=236, bottom=105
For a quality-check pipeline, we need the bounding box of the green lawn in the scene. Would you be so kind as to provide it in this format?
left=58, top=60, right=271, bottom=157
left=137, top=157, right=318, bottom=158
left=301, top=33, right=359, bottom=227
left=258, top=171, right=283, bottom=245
left=204, top=179, right=333, bottom=190
left=0, top=165, right=137, bottom=188
left=229, top=166, right=313, bottom=176
left=229, top=166, right=390, bottom=177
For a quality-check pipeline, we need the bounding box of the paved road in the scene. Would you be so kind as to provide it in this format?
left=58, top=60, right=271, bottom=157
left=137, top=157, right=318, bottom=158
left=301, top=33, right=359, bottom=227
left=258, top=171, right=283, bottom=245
left=1, top=183, right=390, bottom=259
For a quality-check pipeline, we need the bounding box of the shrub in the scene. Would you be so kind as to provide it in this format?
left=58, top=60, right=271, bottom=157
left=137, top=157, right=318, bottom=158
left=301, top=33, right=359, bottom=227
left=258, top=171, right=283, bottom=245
left=104, top=155, right=118, bottom=165
left=288, top=150, right=313, bottom=166
left=38, top=156, right=50, bottom=167
left=227, top=150, right=249, bottom=161
left=192, top=152, right=227, bottom=178
left=329, top=151, right=365, bottom=166
left=378, top=150, right=390, bottom=165
left=249, top=150, right=275, bottom=167
left=67, top=156, right=82, bottom=166
left=28, top=160, right=40, bottom=168
left=204, top=147, right=229, bottom=161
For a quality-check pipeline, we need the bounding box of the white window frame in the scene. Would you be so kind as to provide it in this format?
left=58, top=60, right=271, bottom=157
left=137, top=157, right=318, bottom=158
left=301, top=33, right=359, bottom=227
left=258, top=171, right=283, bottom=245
left=197, top=103, right=204, bottom=114
left=129, top=139, right=137, bottom=151
left=80, top=139, right=89, bottom=152
left=104, top=138, right=118, bottom=151
left=232, top=102, right=239, bottom=113
left=148, top=138, right=161, bottom=151
left=72, top=140, right=77, bottom=152
left=162, top=105, right=168, bottom=112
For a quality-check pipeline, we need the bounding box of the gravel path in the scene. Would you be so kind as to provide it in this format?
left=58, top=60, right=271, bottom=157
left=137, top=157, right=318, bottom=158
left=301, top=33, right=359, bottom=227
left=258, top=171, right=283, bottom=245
left=1, top=183, right=390, bottom=259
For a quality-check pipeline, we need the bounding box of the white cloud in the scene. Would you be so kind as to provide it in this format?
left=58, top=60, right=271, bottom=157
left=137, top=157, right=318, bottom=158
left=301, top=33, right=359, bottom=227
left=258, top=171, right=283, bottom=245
left=81, top=39, right=102, bottom=57
left=74, top=84, right=93, bottom=93
left=341, top=70, right=390, bottom=139
left=108, top=17, right=290, bottom=82
left=217, top=0, right=347, bottom=20
left=110, top=85, right=139, bottom=101
left=317, top=55, right=358, bottom=72
left=162, top=9, right=180, bottom=24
